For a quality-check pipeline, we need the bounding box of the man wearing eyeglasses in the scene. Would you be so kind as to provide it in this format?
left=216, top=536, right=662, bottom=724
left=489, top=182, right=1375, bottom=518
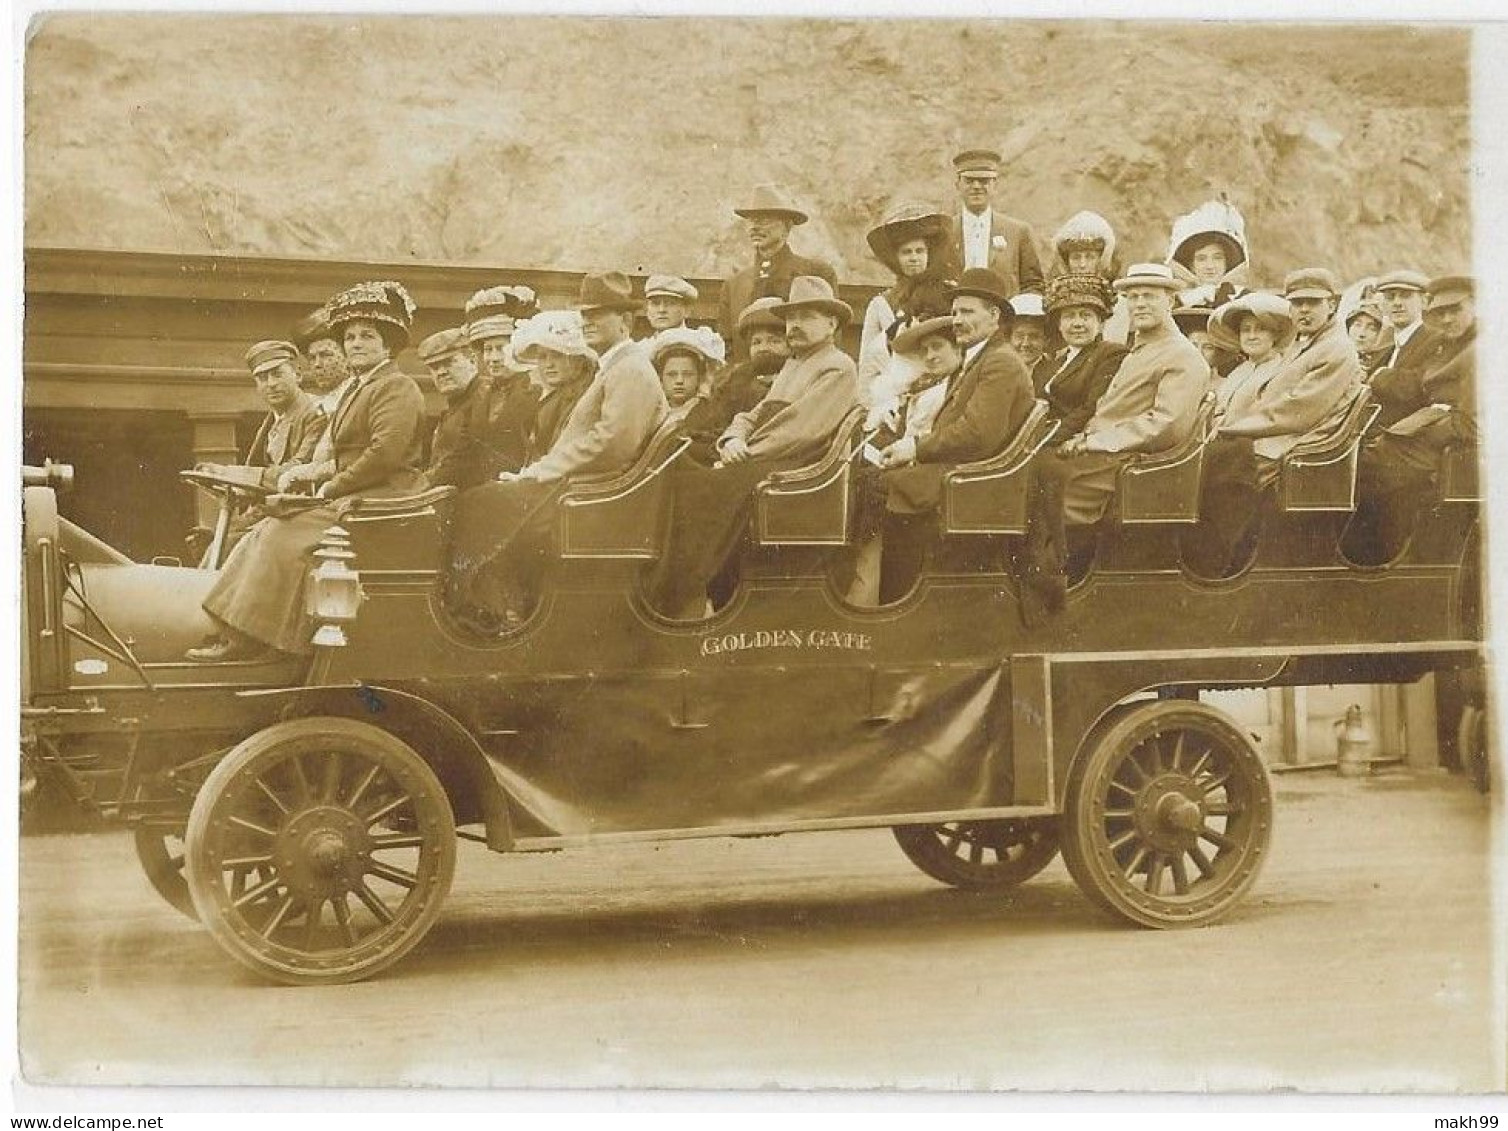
left=943, top=148, right=1045, bottom=299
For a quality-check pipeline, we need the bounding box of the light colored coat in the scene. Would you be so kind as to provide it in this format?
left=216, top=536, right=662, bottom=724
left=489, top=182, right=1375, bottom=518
left=1082, top=321, right=1211, bottom=454
left=1218, top=315, right=1362, bottom=461
left=722, top=341, right=859, bottom=463
left=524, top=340, right=667, bottom=482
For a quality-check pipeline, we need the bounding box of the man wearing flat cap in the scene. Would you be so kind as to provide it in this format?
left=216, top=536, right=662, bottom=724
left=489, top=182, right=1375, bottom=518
left=1346, top=275, right=1477, bottom=565
left=653, top=276, right=859, bottom=620
left=1019, top=262, right=1210, bottom=623
left=465, top=283, right=542, bottom=474
left=1372, top=268, right=1439, bottom=379
left=941, top=148, right=1045, bottom=298
left=1184, top=270, right=1363, bottom=578
left=415, top=327, right=513, bottom=490
left=718, top=183, right=839, bottom=360
left=644, top=275, right=700, bottom=333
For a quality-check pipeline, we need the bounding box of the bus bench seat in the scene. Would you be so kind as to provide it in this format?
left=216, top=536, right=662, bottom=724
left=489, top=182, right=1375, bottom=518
left=1117, top=393, right=1217, bottom=524
left=941, top=399, right=1057, bottom=536
left=557, top=416, right=692, bottom=559
left=754, top=407, right=866, bottom=546
left=1279, top=388, right=1378, bottom=513
left=341, top=486, right=458, bottom=570
left=1440, top=440, right=1481, bottom=504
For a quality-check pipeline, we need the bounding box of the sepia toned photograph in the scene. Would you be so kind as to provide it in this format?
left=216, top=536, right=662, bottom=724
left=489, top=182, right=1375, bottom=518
left=14, top=7, right=1503, bottom=1098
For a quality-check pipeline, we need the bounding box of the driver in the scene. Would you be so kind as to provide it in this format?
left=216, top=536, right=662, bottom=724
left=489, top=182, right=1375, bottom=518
left=187, top=281, right=427, bottom=662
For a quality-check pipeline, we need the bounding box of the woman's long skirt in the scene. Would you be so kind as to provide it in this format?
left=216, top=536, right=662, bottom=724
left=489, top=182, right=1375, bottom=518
left=202, top=506, right=340, bottom=655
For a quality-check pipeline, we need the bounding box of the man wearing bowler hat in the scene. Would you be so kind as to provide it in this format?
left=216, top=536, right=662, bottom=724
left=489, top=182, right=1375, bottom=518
left=856, top=267, right=1035, bottom=604
left=1184, top=271, right=1363, bottom=578
left=1019, top=262, right=1210, bottom=623
left=1345, top=275, right=1477, bottom=565
left=718, top=183, right=839, bottom=358
left=942, top=148, right=1045, bottom=298
left=653, top=276, right=859, bottom=620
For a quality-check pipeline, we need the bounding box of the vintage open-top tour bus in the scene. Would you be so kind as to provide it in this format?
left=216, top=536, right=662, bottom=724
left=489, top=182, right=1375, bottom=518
left=19, top=388, right=1486, bottom=984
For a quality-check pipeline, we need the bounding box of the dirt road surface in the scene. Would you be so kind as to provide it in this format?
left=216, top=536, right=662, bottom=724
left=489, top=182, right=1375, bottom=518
left=17, top=768, right=1502, bottom=1092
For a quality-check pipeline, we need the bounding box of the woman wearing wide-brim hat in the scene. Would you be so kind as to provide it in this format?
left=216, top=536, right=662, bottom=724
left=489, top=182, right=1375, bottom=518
left=190, top=280, right=428, bottom=662
left=859, top=201, right=953, bottom=397
left=1036, top=273, right=1129, bottom=442
left=1208, top=291, right=1295, bottom=417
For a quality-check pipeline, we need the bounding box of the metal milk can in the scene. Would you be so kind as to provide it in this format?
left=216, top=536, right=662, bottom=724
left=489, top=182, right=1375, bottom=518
left=1334, top=704, right=1374, bottom=777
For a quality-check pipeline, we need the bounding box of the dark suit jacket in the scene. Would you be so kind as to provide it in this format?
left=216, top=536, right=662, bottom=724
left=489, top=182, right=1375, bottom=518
left=885, top=330, right=1035, bottom=514
left=941, top=209, right=1046, bottom=297
left=1373, top=329, right=1477, bottom=472
left=1369, top=322, right=1443, bottom=428
left=323, top=360, right=428, bottom=499
left=1036, top=339, right=1130, bottom=440
left=719, top=244, right=838, bottom=354
left=425, top=374, right=541, bottom=490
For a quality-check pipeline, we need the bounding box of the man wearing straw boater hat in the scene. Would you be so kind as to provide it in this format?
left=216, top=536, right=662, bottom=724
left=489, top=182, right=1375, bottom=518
left=1018, top=261, right=1210, bottom=624
left=942, top=147, right=1045, bottom=297
left=1183, top=274, right=1362, bottom=578
left=1346, top=274, right=1478, bottom=566
left=465, top=283, right=542, bottom=473
left=652, top=275, right=859, bottom=620
left=718, top=183, right=838, bottom=358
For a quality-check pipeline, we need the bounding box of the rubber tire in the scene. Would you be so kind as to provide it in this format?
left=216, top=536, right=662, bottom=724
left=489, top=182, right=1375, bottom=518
left=893, top=818, right=1059, bottom=890
left=185, top=716, right=456, bottom=986
left=1059, top=699, right=1273, bottom=929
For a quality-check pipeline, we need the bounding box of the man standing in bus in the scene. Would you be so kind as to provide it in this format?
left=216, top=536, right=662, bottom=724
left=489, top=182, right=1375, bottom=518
left=1018, top=262, right=1209, bottom=624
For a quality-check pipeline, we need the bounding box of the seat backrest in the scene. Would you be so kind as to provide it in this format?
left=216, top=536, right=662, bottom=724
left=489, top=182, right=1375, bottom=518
left=948, top=398, right=1053, bottom=478
left=1285, top=385, right=1374, bottom=461
left=565, top=411, right=687, bottom=495
left=1117, top=392, right=1217, bottom=524
left=758, top=406, right=868, bottom=489
left=556, top=415, right=693, bottom=560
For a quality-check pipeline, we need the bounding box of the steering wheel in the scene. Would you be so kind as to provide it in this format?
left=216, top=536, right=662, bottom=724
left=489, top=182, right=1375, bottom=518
left=180, top=466, right=275, bottom=569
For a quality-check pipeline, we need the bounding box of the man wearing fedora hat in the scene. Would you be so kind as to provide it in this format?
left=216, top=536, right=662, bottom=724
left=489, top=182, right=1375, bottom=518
left=718, top=183, right=838, bottom=359
left=941, top=148, right=1044, bottom=299
left=1019, top=262, right=1210, bottom=623
left=1346, top=275, right=1477, bottom=565
left=849, top=267, right=1034, bottom=604
left=652, top=276, right=859, bottom=620
left=1184, top=275, right=1363, bottom=578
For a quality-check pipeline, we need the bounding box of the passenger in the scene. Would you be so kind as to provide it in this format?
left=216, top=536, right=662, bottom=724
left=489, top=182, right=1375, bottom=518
left=1211, top=292, right=1293, bottom=418
left=1166, top=198, right=1250, bottom=312
left=941, top=147, right=1045, bottom=295
left=446, top=276, right=667, bottom=632
left=1345, top=298, right=1394, bottom=376
left=515, top=312, right=597, bottom=466
left=650, top=276, right=859, bottom=620
left=292, top=305, right=351, bottom=399
left=644, top=275, right=699, bottom=333
left=1369, top=269, right=1442, bottom=421
left=681, top=297, right=790, bottom=465
left=718, top=183, right=838, bottom=360
left=1008, top=293, right=1051, bottom=381
left=1184, top=277, right=1362, bottom=578
left=649, top=325, right=726, bottom=424
left=464, top=284, right=542, bottom=474
left=1018, top=262, right=1210, bottom=624
left=1049, top=210, right=1129, bottom=345
left=414, top=328, right=508, bottom=491
left=1036, top=273, right=1128, bottom=443
left=857, top=201, right=951, bottom=399
left=1171, top=299, right=1232, bottom=376
left=1345, top=276, right=1477, bottom=565
left=238, top=339, right=323, bottom=482
left=188, top=281, right=427, bottom=661
left=842, top=269, right=1035, bottom=606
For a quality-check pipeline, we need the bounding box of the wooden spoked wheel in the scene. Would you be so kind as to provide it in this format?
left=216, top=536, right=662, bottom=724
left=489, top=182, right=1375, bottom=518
left=893, top=818, right=1059, bottom=890
left=1061, top=701, right=1272, bottom=928
left=185, top=717, right=456, bottom=985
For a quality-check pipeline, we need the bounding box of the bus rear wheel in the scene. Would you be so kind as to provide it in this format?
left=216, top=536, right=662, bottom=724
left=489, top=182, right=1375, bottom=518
left=893, top=817, right=1059, bottom=890
left=1061, top=700, right=1272, bottom=928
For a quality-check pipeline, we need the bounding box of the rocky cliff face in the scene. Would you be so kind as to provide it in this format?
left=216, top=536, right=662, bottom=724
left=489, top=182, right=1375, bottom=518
left=24, top=15, right=1471, bottom=287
